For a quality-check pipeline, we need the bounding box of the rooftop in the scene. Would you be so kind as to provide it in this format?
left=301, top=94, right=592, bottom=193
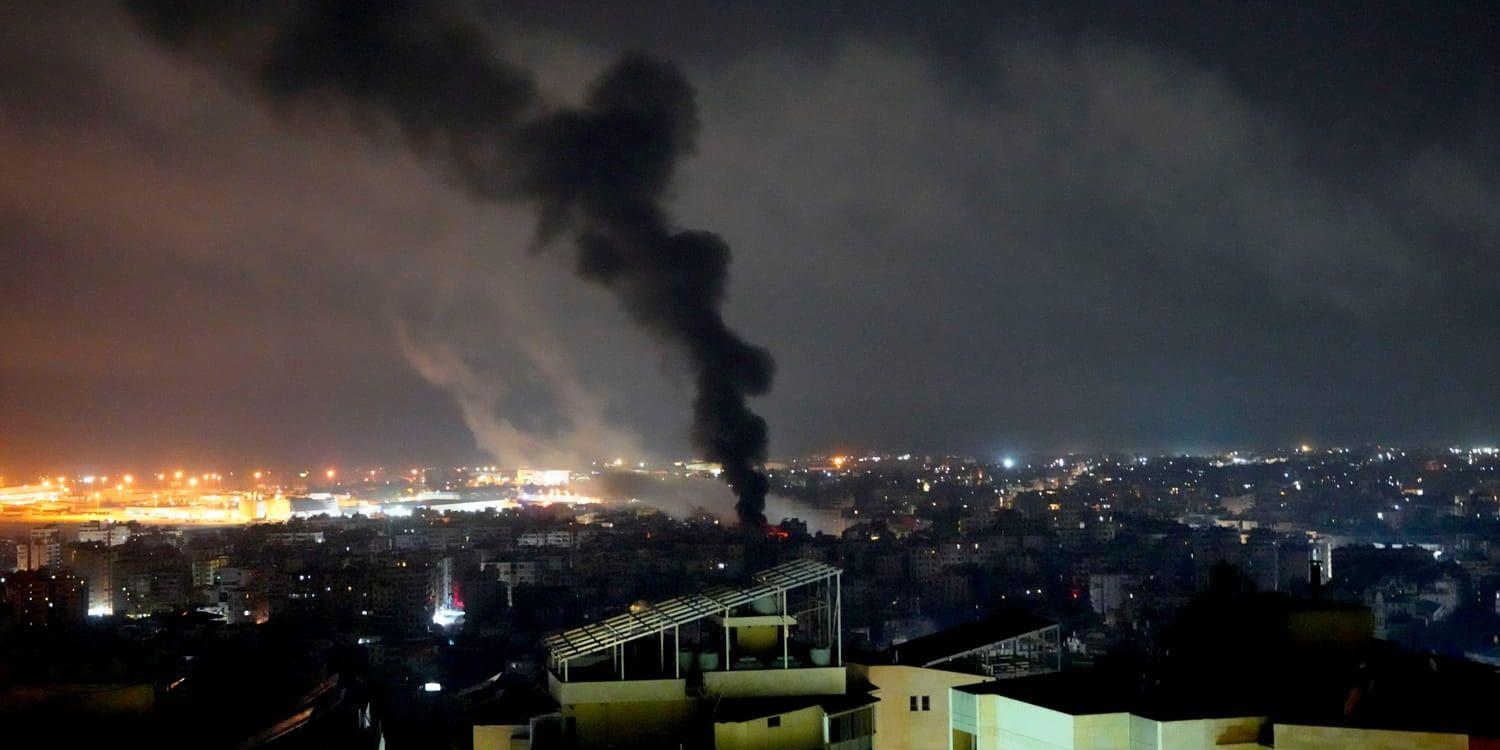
left=545, top=558, right=843, bottom=678
left=879, top=610, right=1054, bottom=668
left=960, top=640, right=1500, bottom=737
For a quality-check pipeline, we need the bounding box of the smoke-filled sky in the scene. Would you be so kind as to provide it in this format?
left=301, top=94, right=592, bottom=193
left=2, top=1, right=1498, bottom=475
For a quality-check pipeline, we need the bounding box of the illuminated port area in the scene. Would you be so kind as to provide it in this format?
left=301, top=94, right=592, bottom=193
left=0, top=466, right=615, bottom=526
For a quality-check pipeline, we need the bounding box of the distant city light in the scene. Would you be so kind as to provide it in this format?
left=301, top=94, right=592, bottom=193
left=432, top=607, right=464, bottom=627
left=422, top=682, right=442, bottom=692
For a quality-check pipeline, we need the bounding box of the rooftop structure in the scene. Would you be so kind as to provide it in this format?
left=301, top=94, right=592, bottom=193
left=950, top=594, right=1500, bottom=750
left=539, top=559, right=872, bottom=749
left=878, top=610, right=1059, bottom=677
left=546, top=558, right=843, bottom=683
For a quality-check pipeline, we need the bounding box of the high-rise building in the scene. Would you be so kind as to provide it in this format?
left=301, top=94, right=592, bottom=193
left=16, top=526, right=62, bottom=571
left=1, top=569, right=89, bottom=626
left=111, top=548, right=192, bottom=616
left=372, top=557, right=435, bottom=631
left=77, top=521, right=131, bottom=547
left=66, top=541, right=114, bottom=616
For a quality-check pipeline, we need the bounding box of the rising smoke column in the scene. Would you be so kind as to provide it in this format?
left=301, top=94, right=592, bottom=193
left=129, top=0, right=774, bottom=524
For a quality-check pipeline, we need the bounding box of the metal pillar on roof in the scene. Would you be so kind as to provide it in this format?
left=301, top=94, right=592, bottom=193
left=836, top=572, right=843, bottom=666
left=781, top=589, right=789, bottom=669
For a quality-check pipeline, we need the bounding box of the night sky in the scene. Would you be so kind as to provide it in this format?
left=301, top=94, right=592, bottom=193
left=2, top=1, right=1498, bottom=474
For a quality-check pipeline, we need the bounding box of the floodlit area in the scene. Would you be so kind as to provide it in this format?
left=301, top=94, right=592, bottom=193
left=0, top=467, right=603, bottom=527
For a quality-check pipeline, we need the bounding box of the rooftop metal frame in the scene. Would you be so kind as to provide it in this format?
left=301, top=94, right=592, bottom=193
left=923, top=623, right=1061, bottom=673
left=545, top=559, right=841, bottom=664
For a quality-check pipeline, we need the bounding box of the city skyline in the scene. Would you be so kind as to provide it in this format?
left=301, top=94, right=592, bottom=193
left=7, top=440, right=1498, bottom=480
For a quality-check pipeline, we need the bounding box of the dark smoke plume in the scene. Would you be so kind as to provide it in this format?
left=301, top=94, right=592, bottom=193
left=128, top=0, right=774, bottom=524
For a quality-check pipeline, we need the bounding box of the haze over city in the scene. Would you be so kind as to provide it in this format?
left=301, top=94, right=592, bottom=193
left=4, top=1, right=1499, bottom=481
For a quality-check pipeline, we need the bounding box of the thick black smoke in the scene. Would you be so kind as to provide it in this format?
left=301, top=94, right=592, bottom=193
left=128, top=0, right=774, bottom=524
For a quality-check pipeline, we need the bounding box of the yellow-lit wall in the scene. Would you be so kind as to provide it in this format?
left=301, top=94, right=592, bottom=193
left=472, top=724, right=528, bottom=750
left=714, top=705, right=825, bottom=750
left=1130, top=715, right=1267, bottom=750
left=1071, top=711, right=1131, bottom=749
left=549, top=666, right=847, bottom=746
left=736, top=625, right=780, bottom=653
left=548, top=672, right=686, bottom=704
left=548, top=672, right=697, bottom=748
left=568, top=699, right=698, bottom=749
left=1275, top=725, right=1468, bottom=750
left=952, top=728, right=976, bottom=750
left=704, top=666, right=846, bottom=697
left=858, top=665, right=991, bottom=750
